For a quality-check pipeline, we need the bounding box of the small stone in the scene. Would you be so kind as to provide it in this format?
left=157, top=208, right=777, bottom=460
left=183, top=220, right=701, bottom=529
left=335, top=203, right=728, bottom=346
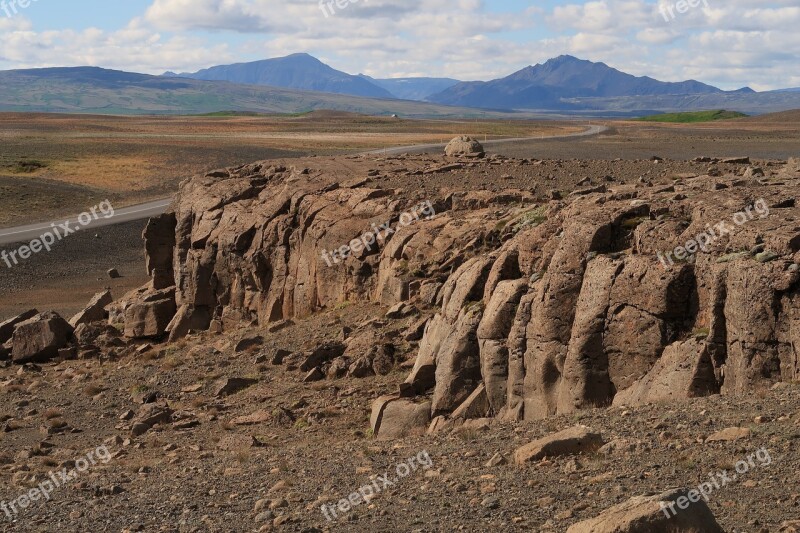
left=130, top=423, right=150, bottom=437
left=107, top=268, right=121, bottom=279
left=706, top=427, right=751, bottom=442
left=755, top=250, right=778, bottom=263
left=485, top=453, right=507, bottom=467
left=213, top=377, right=258, bottom=397
left=481, top=496, right=500, bottom=509
left=303, top=367, right=325, bottom=382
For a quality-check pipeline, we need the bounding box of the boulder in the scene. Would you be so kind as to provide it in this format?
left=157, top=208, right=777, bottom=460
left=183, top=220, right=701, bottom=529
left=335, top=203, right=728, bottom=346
left=166, top=305, right=211, bottom=342
left=11, top=312, right=74, bottom=364
left=445, top=136, right=484, bottom=157
left=120, top=288, right=177, bottom=338
left=131, top=403, right=174, bottom=436
left=213, top=377, right=258, bottom=397
left=234, top=335, right=264, bottom=353
left=0, top=309, right=38, bottom=344
left=450, top=383, right=489, bottom=420
left=566, top=488, right=723, bottom=533
left=73, top=322, right=122, bottom=347
left=70, top=290, right=113, bottom=327
left=303, top=367, right=324, bottom=382
left=370, top=395, right=431, bottom=439
left=514, top=425, right=603, bottom=464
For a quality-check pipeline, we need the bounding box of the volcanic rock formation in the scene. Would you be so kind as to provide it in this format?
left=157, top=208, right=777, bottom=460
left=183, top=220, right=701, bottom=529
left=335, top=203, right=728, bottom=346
left=99, top=152, right=800, bottom=435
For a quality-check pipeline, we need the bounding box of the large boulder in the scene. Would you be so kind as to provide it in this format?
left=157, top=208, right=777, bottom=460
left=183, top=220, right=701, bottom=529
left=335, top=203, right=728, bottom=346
left=119, top=287, right=177, bottom=338
left=0, top=309, right=38, bottom=344
left=445, top=136, right=484, bottom=157
left=370, top=395, right=431, bottom=439
left=166, top=304, right=211, bottom=342
left=567, top=488, right=724, bottom=533
left=11, top=311, right=74, bottom=363
left=514, top=425, right=604, bottom=464
left=70, top=290, right=113, bottom=327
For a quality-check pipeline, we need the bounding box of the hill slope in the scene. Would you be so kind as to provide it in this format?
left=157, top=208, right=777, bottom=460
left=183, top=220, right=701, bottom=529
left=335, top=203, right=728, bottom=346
left=172, top=53, right=392, bottom=99
left=0, top=66, right=492, bottom=117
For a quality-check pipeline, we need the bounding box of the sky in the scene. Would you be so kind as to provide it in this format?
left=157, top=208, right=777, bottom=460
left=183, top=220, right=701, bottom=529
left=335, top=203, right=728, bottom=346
left=0, top=0, right=798, bottom=91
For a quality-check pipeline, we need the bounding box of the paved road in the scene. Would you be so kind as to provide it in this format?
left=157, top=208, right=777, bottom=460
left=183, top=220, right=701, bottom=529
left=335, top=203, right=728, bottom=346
left=364, top=124, right=608, bottom=156
left=0, top=199, right=172, bottom=246
left=0, top=124, right=607, bottom=245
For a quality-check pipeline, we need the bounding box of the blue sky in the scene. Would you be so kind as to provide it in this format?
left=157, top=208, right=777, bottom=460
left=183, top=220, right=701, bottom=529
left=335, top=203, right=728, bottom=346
left=1, top=0, right=798, bottom=90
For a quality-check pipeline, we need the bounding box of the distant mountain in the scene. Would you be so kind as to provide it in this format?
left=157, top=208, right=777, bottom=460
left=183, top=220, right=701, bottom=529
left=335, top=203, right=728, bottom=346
left=772, top=88, right=800, bottom=93
left=170, top=53, right=393, bottom=99
left=0, top=66, right=491, bottom=117
left=2, top=62, right=799, bottom=117
left=429, top=55, right=724, bottom=110
left=359, top=75, right=460, bottom=101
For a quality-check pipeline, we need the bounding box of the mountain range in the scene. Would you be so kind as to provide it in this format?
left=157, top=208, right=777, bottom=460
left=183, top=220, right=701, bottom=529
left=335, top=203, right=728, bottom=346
left=171, top=54, right=760, bottom=110
left=428, top=55, right=749, bottom=109
left=1, top=53, right=799, bottom=116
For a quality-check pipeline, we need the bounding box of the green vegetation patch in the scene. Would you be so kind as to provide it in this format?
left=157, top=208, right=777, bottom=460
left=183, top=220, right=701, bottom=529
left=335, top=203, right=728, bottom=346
left=512, top=206, right=548, bottom=233
left=636, top=110, right=748, bottom=123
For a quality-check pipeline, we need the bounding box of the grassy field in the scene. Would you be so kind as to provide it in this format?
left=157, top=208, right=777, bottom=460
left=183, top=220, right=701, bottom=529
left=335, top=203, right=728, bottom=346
left=636, top=109, right=748, bottom=123
left=0, top=111, right=579, bottom=225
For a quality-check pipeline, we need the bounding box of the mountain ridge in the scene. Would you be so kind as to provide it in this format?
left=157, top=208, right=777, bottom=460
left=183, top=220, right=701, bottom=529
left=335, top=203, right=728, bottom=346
left=171, top=53, right=394, bottom=99
left=2, top=55, right=800, bottom=116
left=428, top=55, right=728, bottom=109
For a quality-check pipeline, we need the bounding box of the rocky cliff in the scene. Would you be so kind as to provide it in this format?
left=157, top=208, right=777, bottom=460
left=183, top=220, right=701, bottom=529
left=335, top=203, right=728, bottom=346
left=113, top=154, right=800, bottom=427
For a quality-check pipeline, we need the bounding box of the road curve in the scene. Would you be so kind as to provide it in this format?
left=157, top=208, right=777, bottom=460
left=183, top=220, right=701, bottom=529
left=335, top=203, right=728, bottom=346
left=0, top=124, right=607, bottom=245
left=364, top=124, right=608, bottom=156
left=0, top=199, right=172, bottom=246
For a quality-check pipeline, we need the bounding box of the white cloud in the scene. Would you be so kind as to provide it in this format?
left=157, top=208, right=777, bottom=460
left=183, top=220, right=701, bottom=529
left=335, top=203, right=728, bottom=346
left=0, top=0, right=796, bottom=90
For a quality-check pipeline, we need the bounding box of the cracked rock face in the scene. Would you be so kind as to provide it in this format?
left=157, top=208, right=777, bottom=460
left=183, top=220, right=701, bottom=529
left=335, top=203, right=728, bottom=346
left=119, top=155, right=800, bottom=425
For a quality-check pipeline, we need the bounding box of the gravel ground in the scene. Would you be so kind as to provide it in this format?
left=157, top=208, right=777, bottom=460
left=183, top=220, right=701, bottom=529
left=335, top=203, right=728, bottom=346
left=0, top=303, right=797, bottom=532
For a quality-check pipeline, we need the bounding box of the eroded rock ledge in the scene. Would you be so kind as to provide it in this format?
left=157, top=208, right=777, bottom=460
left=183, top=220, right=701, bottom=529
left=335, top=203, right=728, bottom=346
left=109, top=154, right=800, bottom=428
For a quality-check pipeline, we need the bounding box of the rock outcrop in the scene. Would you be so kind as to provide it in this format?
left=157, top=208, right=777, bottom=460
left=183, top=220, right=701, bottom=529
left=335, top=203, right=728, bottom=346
left=113, top=155, right=800, bottom=428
